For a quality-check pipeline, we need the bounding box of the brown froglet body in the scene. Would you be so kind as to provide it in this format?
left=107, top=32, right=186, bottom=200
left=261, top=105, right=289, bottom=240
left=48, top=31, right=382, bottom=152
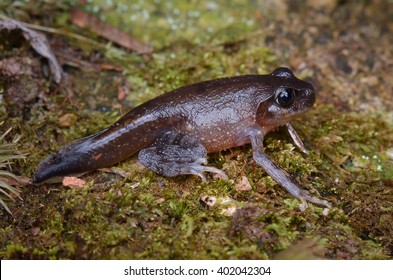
left=33, top=68, right=330, bottom=209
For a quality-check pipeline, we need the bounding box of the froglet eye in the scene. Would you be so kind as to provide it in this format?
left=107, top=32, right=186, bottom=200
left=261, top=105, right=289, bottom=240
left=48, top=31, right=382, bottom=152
left=276, top=88, right=296, bottom=107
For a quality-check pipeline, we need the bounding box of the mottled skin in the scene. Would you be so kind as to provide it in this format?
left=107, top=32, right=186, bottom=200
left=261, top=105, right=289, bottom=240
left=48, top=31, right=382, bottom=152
left=33, top=68, right=330, bottom=209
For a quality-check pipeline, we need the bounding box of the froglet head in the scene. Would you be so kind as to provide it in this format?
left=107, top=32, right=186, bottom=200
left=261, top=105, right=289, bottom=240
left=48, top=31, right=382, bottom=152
left=256, top=67, right=315, bottom=132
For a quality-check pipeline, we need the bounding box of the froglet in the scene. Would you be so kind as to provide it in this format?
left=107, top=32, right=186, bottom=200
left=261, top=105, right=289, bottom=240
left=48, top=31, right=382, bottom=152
left=33, top=68, right=330, bottom=210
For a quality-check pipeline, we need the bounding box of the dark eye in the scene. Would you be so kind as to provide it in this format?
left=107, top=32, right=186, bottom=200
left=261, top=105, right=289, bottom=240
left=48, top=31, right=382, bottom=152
left=276, top=88, right=296, bottom=107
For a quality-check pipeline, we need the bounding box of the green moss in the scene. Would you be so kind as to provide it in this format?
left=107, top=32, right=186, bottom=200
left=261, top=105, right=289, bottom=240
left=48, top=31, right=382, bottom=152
left=1, top=0, right=392, bottom=260
left=3, top=244, right=28, bottom=258
left=83, top=0, right=261, bottom=49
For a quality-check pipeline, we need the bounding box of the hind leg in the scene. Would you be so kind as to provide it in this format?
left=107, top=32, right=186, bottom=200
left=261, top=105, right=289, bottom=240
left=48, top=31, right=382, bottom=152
left=138, top=131, right=227, bottom=181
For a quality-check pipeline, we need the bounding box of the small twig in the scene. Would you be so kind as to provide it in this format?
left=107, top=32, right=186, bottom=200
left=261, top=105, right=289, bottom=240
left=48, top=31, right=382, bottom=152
left=0, top=14, right=105, bottom=49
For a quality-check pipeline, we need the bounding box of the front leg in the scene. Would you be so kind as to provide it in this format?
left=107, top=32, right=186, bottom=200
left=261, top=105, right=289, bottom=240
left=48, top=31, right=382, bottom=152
left=286, top=123, right=309, bottom=154
left=249, top=129, right=331, bottom=210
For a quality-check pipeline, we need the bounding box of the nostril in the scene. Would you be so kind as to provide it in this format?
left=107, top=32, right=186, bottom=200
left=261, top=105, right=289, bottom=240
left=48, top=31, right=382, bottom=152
left=302, top=88, right=316, bottom=107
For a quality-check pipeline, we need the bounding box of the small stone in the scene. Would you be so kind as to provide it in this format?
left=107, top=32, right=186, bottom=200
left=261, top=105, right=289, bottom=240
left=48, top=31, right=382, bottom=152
left=221, top=206, right=237, bottom=216
left=63, top=176, right=86, bottom=188
left=58, top=113, right=78, bottom=128
left=200, top=195, right=216, bottom=208
left=117, top=85, right=128, bottom=101
left=235, top=176, right=252, bottom=191
left=130, top=182, right=140, bottom=189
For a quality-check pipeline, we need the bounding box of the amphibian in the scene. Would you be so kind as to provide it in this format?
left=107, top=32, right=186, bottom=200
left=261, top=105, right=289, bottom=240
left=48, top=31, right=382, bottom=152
left=33, top=67, right=330, bottom=209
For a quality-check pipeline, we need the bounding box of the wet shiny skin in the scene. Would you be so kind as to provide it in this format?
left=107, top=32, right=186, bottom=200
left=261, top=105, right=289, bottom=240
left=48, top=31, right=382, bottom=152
left=33, top=67, right=330, bottom=209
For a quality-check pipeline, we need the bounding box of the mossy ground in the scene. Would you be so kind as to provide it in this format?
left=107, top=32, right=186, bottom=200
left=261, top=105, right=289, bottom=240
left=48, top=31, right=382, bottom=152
left=0, top=0, right=392, bottom=259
